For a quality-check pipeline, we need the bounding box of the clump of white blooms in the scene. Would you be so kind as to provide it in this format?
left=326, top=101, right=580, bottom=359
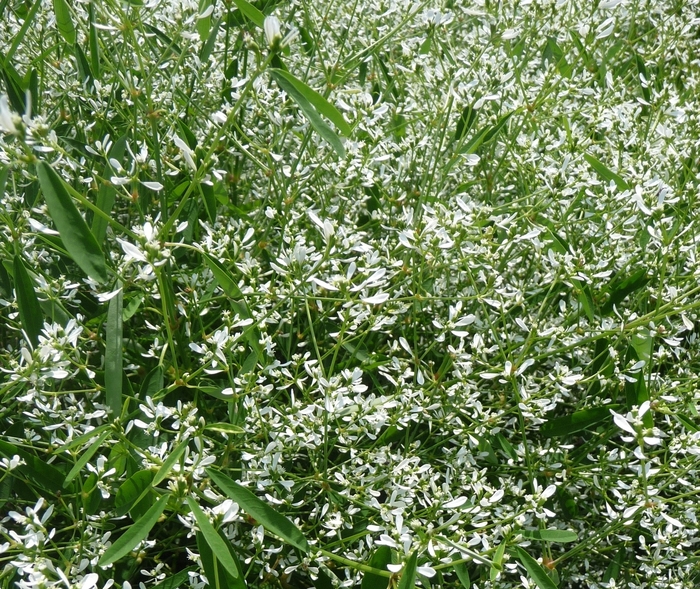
left=1, top=0, right=700, bottom=588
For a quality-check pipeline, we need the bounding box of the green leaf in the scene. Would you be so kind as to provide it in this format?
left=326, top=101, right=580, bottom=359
left=88, top=3, right=100, bottom=79
left=271, top=70, right=346, bottom=158
left=62, top=429, right=111, bottom=488
left=602, top=546, right=625, bottom=582
left=231, top=0, right=264, bottom=28
left=0, top=440, right=65, bottom=493
left=52, top=0, right=76, bottom=44
left=153, top=439, right=188, bottom=486
left=362, top=546, right=392, bottom=589
left=397, top=551, right=418, bottom=589
left=514, top=547, right=558, bottom=589
left=454, top=103, right=477, bottom=141
left=152, top=567, right=198, bottom=589
left=105, top=286, right=123, bottom=417
left=197, top=530, right=246, bottom=589
left=115, top=470, right=155, bottom=518
left=521, top=529, right=578, bottom=543
left=601, top=268, right=649, bottom=315
left=201, top=252, right=263, bottom=362
left=186, top=497, right=240, bottom=579
left=631, top=327, right=653, bottom=364
left=270, top=69, right=352, bottom=137
left=541, top=405, right=622, bottom=438
left=13, top=255, right=44, bottom=347
left=490, top=541, right=505, bottom=581
left=206, top=468, right=309, bottom=552
left=197, top=0, right=213, bottom=42
left=453, top=560, right=471, bottom=589
left=460, top=111, right=515, bottom=155
left=98, top=492, right=170, bottom=567
left=572, top=279, right=595, bottom=324
left=37, top=162, right=108, bottom=283
left=204, top=423, right=245, bottom=435
left=583, top=153, right=629, bottom=191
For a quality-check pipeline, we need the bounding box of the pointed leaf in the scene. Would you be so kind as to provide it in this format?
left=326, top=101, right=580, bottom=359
left=115, top=470, right=155, bottom=517
left=201, top=252, right=263, bottom=361
left=583, top=153, right=629, bottom=191
left=206, top=468, right=309, bottom=552
left=13, top=255, right=44, bottom=347
left=231, top=0, right=264, bottom=28
left=62, top=429, right=112, bottom=488
left=186, top=497, right=240, bottom=579
left=362, top=546, right=392, bottom=589
left=271, top=70, right=345, bottom=158
left=98, top=492, right=170, bottom=567
left=151, top=567, right=198, bottom=589
left=53, top=0, right=76, bottom=44
left=0, top=440, right=65, bottom=493
left=397, top=551, right=418, bottom=589
left=153, top=439, right=188, bottom=486
left=490, top=541, right=506, bottom=581
left=37, top=162, right=108, bottom=283
left=105, top=286, right=123, bottom=417
left=541, top=405, right=622, bottom=437
left=197, top=530, right=247, bottom=589
left=205, top=423, right=245, bottom=435
left=453, top=560, right=471, bottom=589
left=270, top=69, right=352, bottom=136
left=514, top=548, right=558, bottom=589
left=521, top=529, right=578, bottom=543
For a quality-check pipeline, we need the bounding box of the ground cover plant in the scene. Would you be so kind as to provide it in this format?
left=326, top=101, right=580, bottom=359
left=1, top=0, right=700, bottom=587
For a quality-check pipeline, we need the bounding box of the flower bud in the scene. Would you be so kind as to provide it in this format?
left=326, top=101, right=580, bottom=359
left=264, top=15, right=282, bottom=50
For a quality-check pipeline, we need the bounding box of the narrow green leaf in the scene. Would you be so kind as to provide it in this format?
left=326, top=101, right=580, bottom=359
left=199, top=17, right=221, bottom=62
left=201, top=252, right=263, bottom=361
left=186, top=497, right=240, bottom=579
left=397, top=551, right=418, bottom=589
left=231, top=0, right=264, bottom=28
left=454, top=103, right=477, bottom=141
left=98, top=493, right=170, bottom=567
left=197, top=530, right=246, bottom=589
left=53, top=0, right=76, bottom=44
left=152, top=439, right=188, bottom=486
left=37, top=162, right=108, bottom=283
left=583, top=153, right=629, bottom=191
left=152, top=567, right=198, bottom=589
left=602, top=546, right=625, bottom=582
left=88, top=3, right=100, bottom=79
left=490, top=541, right=506, bottom=581
left=460, top=111, right=514, bottom=154
left=59, top=424, right=111, bottom=452
left=271, top=71, right=345, bottom=158
left=206, top=468, right=309, bottom=552
left=197, top=0, right=213, bottom=42
left=521, top=529, right=578, bottom=543
left=115, top=470, right=155, bottom=517
left=62, top=429, right=111, bottom=488
left=13, top=255, right=44, bottom=347
left=541, top=405, right=622, bottom=438
left=91, top=136, right=127, bottom=244
left=453, top=560, right=471, bottom=589
left=572, top=279, right=595, bottom=324
left=105, top=286, right=123, bottom=417
left=514, top=548, right=558, bottom=589
left=0, top=440, right=65, bottom=493
left=362, top=546, right=392, bottom=589
left=205, top=423, right=245, bottom=435
left=270, top=69, right=352, bottom=136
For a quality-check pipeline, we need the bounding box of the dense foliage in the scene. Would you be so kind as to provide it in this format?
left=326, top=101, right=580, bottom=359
left=1, top=0, right=700, bottom=588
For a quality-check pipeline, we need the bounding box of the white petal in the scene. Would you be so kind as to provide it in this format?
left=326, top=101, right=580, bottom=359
left=611, top=411, right=636, bottom=434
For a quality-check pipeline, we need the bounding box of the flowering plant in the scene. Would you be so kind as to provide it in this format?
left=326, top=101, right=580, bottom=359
left=1, top=0, right=699, bottom=588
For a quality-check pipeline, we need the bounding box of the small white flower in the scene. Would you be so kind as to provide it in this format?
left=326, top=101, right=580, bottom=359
left=264, top=15, right=282, bottom=48
left=0, top=94, right=18, bottom=135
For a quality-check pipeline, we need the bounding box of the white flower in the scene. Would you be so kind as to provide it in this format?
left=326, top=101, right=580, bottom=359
left=264, top=15, right=282, bottom=48
left=0, top=94, right=18, bottom=135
